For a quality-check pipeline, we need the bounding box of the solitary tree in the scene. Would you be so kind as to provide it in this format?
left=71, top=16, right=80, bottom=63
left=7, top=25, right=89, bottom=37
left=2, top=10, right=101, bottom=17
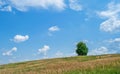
left=76, top=42, right=88, bottom=56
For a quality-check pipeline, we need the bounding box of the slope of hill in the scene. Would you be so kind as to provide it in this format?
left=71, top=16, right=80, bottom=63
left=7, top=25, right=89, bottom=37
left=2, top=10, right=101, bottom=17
left=0, top=54, right=120, bottom=74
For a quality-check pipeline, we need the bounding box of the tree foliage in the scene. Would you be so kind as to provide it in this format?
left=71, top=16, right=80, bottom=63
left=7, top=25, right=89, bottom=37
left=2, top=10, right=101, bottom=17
left=76, top=42, right=88, bottom=56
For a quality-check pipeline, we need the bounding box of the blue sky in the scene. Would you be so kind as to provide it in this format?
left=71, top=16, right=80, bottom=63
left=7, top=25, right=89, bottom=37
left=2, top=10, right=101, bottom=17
left=0, top=0, right=120, bottom=64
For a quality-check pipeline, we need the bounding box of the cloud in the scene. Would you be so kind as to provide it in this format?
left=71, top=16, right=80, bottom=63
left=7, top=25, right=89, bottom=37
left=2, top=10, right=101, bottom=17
left=90, top=46, right=109, bottom=55
left=106, top=38, right=120, bottom=43
left=88, top=37, right=120, bottom=55
left=104, top=38, right=120, bottom=52
left=0, top=0, right=66, bottom=12
left=48, top=26, right=60, bottom=36
left=0, top=0, right=84, bottom=12
left=98, top=2, right=120, bottom=33
left=0, top=0, right=12, bottom=12
left=0, top=5, right=12, bottom=12
left=12, top=35, right=29, bottom=43
left=55, top=51, right=63, bottom=57
left=2, top=47, right=17, bottom=56
left=49, top=26, right=60, bottom=32
left=88, top=46, right=116, bottom=55
left=69, top=0, right=82, bottom=11
left=38, top=45, right=50, bottom=56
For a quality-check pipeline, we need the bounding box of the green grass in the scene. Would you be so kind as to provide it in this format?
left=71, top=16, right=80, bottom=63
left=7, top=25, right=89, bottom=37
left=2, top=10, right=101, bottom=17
left=64, top=64, right=120, bottom=74
left=0, top=54, right=120, bottom=74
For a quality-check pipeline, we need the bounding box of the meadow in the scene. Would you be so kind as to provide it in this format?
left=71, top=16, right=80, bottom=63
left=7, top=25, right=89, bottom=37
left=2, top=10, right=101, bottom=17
left=0, top=54, right=120, bottom=74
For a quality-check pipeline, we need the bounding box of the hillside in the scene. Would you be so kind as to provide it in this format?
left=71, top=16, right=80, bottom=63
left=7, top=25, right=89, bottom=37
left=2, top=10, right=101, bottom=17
left=0, top=54, right=120, bottom=74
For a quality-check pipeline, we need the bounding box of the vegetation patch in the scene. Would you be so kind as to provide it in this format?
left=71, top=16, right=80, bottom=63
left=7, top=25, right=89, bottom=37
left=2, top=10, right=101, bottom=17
left=0, top=54, right=120, bottom=74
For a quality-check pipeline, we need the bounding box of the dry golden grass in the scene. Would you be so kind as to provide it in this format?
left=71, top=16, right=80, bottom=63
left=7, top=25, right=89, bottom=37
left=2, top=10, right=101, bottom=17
left=0, top=54, right=120, bottom=74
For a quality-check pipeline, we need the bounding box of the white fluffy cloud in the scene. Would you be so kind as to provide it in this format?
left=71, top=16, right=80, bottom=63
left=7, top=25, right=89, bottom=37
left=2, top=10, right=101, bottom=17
left=0, top=0, right=12, bottom=12
left=0, top=0, right=84, bottom=12
left=88, top=38, right=120, bottom=55
left=48, top=26, right=60, bottom=36
left=38, top=45, right=50, bottom=56
left=0, top=0, right=66, bottom=12
left=0, top=5, right=12, bottom=12
left=107, top=38, right=120, bottom=43
left=12, top=35, right=29, bottom=43
left=88, top=46, right=116, bottom=55
left=55, top=51, right=63, bottom=57
left=69, top=0, right=82, bottom=11
left=105, top=38, right=120, bottom=51
left=49, top=26, right=60, bottom=32
left=89, top=47, right=108, bottom=55
left=2, top=47, right=17, bottom=56
left=98, top=2, right=120, bottom=33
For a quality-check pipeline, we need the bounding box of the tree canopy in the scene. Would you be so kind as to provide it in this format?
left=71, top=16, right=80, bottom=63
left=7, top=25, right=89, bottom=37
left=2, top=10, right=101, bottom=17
left=76, top=42, right=88, bottom=56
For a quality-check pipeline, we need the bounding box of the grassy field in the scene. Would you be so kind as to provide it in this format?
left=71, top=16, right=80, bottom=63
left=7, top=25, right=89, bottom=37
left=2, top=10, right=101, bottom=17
left=0, top=54, right=120, bottom=74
